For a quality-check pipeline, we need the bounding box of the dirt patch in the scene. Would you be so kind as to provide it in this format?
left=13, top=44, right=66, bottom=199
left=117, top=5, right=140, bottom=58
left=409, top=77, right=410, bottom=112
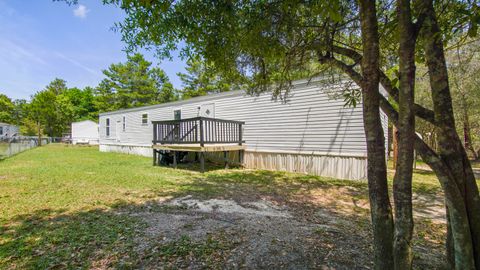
left=413, top=193, right=446, bottom=223
left=127, top=192, right=445, bottom=269
left=291, top=185, right=446, bottom=224
left=168, top=195, right=292, bottom=218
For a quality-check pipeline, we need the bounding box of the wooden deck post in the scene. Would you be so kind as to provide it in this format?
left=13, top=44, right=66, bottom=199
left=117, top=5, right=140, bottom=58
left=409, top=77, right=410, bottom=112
left=172, top=151, right=177, bottom=169
left=153, top=122, right=157, bottom=144
left=200, top=152, right=205, bottom=173
left=153, top=149, right=157, bottom=166
left=199, top=118, right=204, bottom=147
left=238, top=150, right=244, bottom=166
left=238, top=123, right=243, bottom=145
left=224, top=151, right=229, bottom=169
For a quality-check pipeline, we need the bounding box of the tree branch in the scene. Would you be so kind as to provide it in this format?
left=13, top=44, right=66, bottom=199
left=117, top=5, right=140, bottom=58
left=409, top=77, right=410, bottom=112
left=330, top=45, right=436, bottom=125
left=317, top=54, right=444, bottom=171
left=378, top=71, right=436, bottom=124
left=317, top=54, right=364, bottom=87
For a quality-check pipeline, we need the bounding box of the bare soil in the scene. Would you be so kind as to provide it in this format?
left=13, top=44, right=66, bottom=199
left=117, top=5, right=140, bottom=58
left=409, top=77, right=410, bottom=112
left=128, top=189, right=446, bottom=269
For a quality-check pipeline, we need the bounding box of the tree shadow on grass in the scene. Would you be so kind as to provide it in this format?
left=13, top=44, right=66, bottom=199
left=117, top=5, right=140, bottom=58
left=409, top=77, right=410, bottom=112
left=0, top=170, right=447, bottom=269
left=154, top=168, right=369, bottom=200
left=0, top=208, right=144, bottom=269
left=161, top=160, right=241, bottom=173
left=149, top=170, right=446, bottom=268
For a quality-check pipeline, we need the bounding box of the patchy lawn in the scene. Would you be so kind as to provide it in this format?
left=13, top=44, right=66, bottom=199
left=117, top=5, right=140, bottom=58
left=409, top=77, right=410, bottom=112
left=0, top=142, right=8, bottom=158
left=0, top=144, right=458, bottom=269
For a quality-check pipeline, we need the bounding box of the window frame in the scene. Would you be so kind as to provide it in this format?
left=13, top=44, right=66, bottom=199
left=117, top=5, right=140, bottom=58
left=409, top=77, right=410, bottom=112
left=141, top=113, right=149, bottom=126
left=105, top=118, right=110, bottom=137
left=122, top=116, right=126, bottom=132
left=174, top=109, right=181, bottom=120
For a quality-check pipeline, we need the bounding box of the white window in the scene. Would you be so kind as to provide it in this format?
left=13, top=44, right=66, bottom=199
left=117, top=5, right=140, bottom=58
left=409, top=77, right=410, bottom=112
left=106, top=118, right=110, bottom=137
left=142, top=113, right=148, bottom=125
left=122, top=116, right=126, bottom=131
left=174, top=109, right=181, bottom=120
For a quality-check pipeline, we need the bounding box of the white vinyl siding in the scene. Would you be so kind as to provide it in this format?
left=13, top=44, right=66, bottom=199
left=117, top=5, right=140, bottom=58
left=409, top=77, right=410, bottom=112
left=99, top=79, right=377, bottom=157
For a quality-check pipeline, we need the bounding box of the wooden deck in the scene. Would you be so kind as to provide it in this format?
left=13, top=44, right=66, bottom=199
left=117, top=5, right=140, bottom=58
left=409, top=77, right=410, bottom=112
left=152, top=144, right=246, bottom=152
left=151, top=117, right=245, bottom=172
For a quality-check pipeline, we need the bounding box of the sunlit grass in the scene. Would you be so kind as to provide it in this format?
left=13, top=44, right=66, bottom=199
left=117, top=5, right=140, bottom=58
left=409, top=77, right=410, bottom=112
left=0, top=144, right=452, bottom=224
left=0, top=143, right=8, bottom=157
left=0, top=144, right=454, bottom=269
left=0, top=144, right=202, bottom=224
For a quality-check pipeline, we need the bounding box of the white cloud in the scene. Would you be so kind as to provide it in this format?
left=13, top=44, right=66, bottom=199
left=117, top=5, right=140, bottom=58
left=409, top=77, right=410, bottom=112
left=73, top=5, right=89, bottom=19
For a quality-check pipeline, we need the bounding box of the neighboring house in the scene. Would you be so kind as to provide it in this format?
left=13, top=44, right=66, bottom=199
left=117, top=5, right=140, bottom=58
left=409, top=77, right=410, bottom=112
left=0, top=122, right=19, bottom=140
left=98, top=78, right=388, bottom=180
left=71, top=120, right=99, bottom=145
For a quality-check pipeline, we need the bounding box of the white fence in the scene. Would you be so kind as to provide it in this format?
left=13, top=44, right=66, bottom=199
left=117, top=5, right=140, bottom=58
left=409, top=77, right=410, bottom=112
left=0, top=137, right=52, bottom=159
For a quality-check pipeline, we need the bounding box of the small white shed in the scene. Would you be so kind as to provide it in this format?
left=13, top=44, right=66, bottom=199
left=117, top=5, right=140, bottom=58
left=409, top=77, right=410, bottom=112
left=0, top=122, right=19, bottom=140
left=71, top=120, right=99, bottom=145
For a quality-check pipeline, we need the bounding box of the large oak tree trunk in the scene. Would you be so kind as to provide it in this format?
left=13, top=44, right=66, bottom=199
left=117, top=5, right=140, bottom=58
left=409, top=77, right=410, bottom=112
left=420, top=0, right=480, bottom=268
left=393, top=0, right=415, bottom=268
left=393, top=125, right=398, bottom=169
left=379, top=93, right=476, bottom=270
left=446, top=206, right=455, bottom=268
left=358, top=1, right=394, bottom=269
left=318, top=3, right=480, bottom=265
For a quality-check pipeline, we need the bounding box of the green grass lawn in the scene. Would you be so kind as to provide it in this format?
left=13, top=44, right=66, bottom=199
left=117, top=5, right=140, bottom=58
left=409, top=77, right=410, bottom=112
left=0, top=144, right=457, bottom=269
left=0, top=143, right=8, bottom=157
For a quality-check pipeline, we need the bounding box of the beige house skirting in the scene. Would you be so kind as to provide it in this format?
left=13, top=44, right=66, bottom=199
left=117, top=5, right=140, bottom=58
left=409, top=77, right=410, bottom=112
left=244, top=151, right=366, bottom=180
left=204, top=150, right=367, bottom=180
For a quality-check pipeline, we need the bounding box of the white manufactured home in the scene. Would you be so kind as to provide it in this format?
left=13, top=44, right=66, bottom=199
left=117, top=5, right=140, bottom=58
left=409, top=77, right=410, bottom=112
left=71, top=120, right=99, bottom=145
left=98, top=78, right=388, bottom=180
left=0, top=122, right=19, bottom=140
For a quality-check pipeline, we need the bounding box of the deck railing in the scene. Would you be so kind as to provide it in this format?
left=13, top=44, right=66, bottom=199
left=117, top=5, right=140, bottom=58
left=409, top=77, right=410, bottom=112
left=152, top=117, right=244, bottom=146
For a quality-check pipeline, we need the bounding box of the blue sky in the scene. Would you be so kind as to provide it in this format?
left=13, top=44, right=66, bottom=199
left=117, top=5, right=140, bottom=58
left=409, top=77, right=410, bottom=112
left=0, top=0, right=187, bottom=100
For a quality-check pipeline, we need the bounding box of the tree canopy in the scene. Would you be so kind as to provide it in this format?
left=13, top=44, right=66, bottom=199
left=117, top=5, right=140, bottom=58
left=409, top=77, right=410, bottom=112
left=28, top=79, right=74, bottom=137
left=103, top=1, right=478, bottom=95
left=177, top=57, right=234, bottom=99
left=1, top=53, right=178, bottom=138
left=0, top=94, right=14, bottom=124
left=94, top=53, right=177, bottom=112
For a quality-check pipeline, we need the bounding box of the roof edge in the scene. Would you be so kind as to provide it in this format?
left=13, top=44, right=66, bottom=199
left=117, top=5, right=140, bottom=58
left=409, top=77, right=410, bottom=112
left=98, top=76, right=350, bottom=117
left=71, top=120, right=99, bottom=124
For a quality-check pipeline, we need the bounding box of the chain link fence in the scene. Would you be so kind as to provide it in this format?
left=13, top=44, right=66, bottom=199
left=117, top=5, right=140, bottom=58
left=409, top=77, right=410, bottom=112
left=0, top=137, right=53, bottom=159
